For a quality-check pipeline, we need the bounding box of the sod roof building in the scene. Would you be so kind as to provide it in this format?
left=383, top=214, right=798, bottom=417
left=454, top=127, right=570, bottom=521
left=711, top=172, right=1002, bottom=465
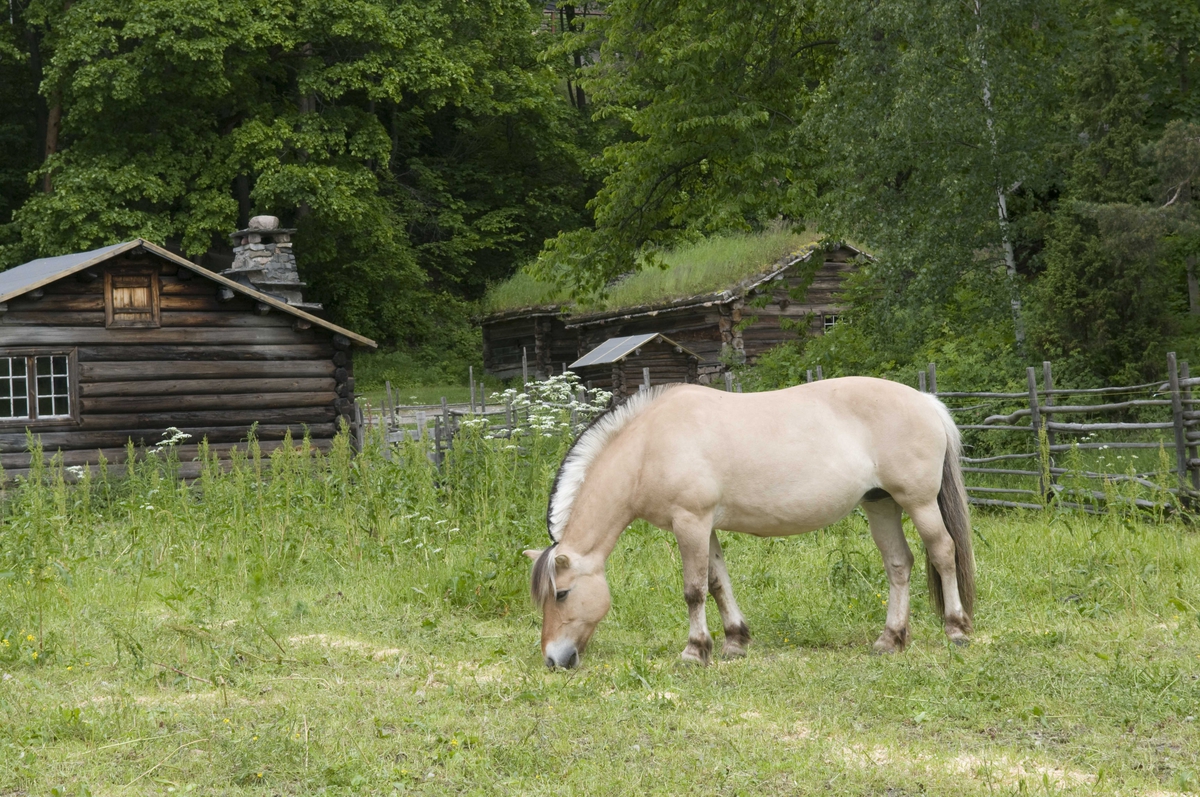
left=482, top=241, right=866, bottom=385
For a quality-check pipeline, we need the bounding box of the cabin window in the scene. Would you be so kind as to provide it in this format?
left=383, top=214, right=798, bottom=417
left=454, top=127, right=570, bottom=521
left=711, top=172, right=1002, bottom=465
left=105, top=270, right=160, bottom=328
left=822, top=314, right=841, bottom=332
left=0, top=356, right=29, bottom=419
left=0, top=350, right=76, bottom=422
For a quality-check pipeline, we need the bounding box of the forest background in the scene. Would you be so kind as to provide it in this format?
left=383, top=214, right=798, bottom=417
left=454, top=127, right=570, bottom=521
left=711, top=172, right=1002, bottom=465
left=2, top=0, right=1199, bottom=390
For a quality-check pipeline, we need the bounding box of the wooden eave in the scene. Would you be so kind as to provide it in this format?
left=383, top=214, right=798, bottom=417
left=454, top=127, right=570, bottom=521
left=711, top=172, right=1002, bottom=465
left=0, top=239, right=377, bottom=348
left=479, top=306, right=570, bottom=324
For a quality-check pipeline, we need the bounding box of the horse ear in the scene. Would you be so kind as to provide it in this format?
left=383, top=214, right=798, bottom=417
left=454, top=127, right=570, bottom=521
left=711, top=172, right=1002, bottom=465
left=522, top=549, right=543, bottom=561
left=555, top=554, right=570, bottom=569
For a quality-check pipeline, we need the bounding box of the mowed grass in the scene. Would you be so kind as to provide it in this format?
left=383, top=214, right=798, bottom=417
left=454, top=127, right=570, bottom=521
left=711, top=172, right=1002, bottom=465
left=1, top=431, right=1199, bottom=795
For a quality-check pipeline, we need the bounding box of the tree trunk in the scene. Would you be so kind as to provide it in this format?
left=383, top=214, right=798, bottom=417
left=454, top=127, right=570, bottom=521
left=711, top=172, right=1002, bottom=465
left=42, top=90, right=61, bottom=193
left=23, top=21, right=49, bottom=169
left=563, top=5, right=586, bottom=110
left=1188, top=255, right=1199, bottom=315
left=973, top=0, right=1025, bottom=349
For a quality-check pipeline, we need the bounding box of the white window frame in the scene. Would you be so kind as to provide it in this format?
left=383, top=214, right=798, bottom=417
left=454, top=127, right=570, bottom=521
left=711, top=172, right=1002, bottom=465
left=0, top=348, right=79, bottom=427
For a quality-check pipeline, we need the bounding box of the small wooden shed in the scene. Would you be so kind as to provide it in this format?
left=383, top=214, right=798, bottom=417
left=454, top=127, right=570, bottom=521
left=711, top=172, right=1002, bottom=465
left=569, top=333, right=700, bottom=398
left=0, top=235, right=376, bottom=479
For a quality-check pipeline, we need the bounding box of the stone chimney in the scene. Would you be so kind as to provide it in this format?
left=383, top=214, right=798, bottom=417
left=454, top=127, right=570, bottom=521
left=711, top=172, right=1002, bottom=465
left=224, top=215, right=322, bottom=312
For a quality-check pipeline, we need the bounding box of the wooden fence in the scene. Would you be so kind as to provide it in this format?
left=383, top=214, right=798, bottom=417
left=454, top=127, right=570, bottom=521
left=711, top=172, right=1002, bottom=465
left=922, top=352, right=1196, bottom=514
left=357, top=354, right=1196, bottom=514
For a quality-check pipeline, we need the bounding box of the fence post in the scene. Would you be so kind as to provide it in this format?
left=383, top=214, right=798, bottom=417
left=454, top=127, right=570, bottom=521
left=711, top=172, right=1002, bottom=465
left=806, top=369, right=813, bottom=384
left=385, top=380, right=395, bottom=431
left=725, top=371, right=734, bottom=392
left=480, top=381, right=486, bottom=414
left=927, top=363, right=937, bottom=394
left=434, top=416, right=443, bottom=466
left=415, top=410, right=426, bottom=442
left=1026, top=367, right=1046, bottom=502
left=1183, top=361, right=1198, bottom=495
left=1042, top=361, right=1057, bottom=489
left=1167, top=352, right=1188, bottom=497
left=643, top=367, right=651, bottom=391
left=441, top=396, right=451, bottom=453
left=469, top=366, right=476, bottom=413
left=815, top=365, right=824, bottom=380
left=918, top=370, right=927, bottom=392
left=522, top=347, right=529, bottom=390
left=353, top=401, right=364, bottom=452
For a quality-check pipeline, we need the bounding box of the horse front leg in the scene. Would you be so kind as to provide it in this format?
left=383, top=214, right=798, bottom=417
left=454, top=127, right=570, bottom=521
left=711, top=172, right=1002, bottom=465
left=862, top=497, right=914, bottom=653
left=671, top=512, right=714, bottom=665
left=707, top=531, right=750, bottom=658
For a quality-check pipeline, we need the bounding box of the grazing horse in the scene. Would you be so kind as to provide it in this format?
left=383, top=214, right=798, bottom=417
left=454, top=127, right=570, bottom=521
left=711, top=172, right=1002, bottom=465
left=524, top=378, right=974, bottom=669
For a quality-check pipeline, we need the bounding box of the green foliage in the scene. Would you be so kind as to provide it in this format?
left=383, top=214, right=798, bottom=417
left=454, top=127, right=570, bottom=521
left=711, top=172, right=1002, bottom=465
left=1028, top=33, right=1193, bottom=383
left=533, top=1, right=831, bottom=293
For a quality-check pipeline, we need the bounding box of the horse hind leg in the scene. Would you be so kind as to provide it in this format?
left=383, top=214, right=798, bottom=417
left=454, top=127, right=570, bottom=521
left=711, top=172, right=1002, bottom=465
left=707, top=530, right=750, bottom=658
left=908, top=501, right=971, bottom=644
left=862, top=496, right=914, bottom=653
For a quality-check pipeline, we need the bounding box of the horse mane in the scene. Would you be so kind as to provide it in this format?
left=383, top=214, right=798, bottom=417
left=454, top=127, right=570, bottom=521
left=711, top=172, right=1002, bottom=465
left=545, top=384, right=678, bottom=543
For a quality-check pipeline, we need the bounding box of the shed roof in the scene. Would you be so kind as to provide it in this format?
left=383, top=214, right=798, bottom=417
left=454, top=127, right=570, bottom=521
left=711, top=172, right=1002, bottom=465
left=570, top=333, right=700, bottom=369
left=0, top=239, right=376, bottom=348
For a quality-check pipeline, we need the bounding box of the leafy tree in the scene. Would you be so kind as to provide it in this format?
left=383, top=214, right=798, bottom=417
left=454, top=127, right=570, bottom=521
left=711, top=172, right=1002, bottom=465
left=1029, top=27, right=1180, bottom=382
left=534, top=0, right=834, bottom=294
left=0, top=0, right=597, bottom=352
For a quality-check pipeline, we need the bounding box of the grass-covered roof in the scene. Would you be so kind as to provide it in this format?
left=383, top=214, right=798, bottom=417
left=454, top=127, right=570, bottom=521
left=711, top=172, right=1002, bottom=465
left=483, top=227, right=820, bottom=316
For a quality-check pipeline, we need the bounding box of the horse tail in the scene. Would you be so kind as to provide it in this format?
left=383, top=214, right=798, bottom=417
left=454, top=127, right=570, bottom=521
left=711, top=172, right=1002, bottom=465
left=924, top=395, right=975, bottom=626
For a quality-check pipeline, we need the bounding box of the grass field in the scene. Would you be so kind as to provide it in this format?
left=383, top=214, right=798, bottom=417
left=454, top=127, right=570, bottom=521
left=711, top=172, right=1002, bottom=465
left=1, top=428, right=1199, bottom=795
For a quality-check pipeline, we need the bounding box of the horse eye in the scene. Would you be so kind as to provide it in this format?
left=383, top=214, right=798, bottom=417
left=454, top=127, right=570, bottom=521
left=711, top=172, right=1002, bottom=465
left=555, top=590, right=569, bottom=602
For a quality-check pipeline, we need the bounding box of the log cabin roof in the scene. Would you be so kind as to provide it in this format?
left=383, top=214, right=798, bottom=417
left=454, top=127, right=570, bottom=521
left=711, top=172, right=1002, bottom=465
left=570, top=333, right=700, bottom=368
left=0, top=239, right=377, bottom=348
left=484, top=241, right=871, bottom=328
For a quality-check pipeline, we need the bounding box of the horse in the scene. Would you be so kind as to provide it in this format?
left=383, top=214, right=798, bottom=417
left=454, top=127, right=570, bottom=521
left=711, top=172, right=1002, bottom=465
left=523, top=377, right=975, bottom=669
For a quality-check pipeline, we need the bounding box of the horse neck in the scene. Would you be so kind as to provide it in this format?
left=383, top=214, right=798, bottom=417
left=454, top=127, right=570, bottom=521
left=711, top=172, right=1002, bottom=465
left=557, top=442, right=638, bottom=560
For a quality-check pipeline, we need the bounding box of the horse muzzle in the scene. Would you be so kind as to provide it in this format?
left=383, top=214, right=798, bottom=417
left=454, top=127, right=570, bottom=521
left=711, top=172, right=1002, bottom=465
left=544, top=639, right=579, bottom=669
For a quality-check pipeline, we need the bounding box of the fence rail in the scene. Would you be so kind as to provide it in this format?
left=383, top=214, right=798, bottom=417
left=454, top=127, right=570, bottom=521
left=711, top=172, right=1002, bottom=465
left=922, top=352, right=1196, bottom=514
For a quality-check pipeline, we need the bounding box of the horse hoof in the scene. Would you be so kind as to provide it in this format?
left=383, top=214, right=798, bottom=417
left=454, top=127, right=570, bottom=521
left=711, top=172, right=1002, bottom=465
left=681, top=638, right=712, bottom=665
left=872, top=628, right=908, bottom=654
left=722, top=643, right=747, bottom=659
left=951, top=636, right=971, bottom=648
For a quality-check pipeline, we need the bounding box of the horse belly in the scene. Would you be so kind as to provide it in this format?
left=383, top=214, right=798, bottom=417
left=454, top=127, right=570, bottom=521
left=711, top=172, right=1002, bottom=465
left=714, top=482, right=864, bottom=538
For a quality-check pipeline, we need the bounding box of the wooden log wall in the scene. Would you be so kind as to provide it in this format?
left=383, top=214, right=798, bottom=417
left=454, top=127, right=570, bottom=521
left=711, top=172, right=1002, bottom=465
left=480, top=312, right=576, bottom=379
left=0, top=253, right=353, bottom=478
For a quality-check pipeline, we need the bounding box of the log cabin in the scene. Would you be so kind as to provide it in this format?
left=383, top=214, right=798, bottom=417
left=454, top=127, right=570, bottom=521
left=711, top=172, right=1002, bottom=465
left=0, top=217, right=375, bottom=480
left=481, top=241, right=866, bottom=385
